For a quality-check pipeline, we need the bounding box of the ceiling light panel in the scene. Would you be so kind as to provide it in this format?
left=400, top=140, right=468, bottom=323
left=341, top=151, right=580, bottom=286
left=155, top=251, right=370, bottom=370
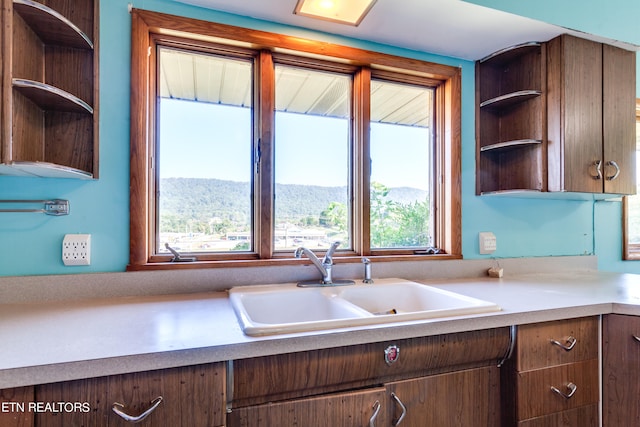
left=294, top=0, right=377, bottom=26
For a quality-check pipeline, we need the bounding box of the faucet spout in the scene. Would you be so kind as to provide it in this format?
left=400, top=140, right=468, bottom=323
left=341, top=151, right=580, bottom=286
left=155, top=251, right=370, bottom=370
left=294, top=241, right=341, bottom=285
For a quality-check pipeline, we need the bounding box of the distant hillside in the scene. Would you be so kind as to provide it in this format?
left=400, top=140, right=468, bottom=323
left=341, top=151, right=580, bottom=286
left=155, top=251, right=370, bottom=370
left=160, top=178, right=427, bottom=221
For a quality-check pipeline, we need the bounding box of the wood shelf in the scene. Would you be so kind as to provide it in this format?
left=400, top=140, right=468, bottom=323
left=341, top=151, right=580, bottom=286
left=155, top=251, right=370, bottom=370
left=480, top=90, right=541, bottom=109
left=13, top=0, right=93, bottom=49
left=480, top=139, right=542, bottom=152
left=13, top=79, right=93, bottom=114
left=9, top=161, right=94, bottom=179
left=479, top=41, right=541, bottom=65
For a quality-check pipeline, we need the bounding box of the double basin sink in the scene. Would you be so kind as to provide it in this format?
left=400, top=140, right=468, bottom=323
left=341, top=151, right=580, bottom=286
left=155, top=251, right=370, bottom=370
left=229, top=278, right=501, bottom=336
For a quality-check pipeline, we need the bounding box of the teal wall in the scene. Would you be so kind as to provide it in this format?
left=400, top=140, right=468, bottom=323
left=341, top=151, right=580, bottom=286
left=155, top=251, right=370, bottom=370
left=0, top=0, right=635, bottom=276
left=463, top=0, right=640, bottom=272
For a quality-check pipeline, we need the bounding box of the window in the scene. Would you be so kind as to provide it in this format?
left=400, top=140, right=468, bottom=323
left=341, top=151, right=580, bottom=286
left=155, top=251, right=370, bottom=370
left=623, top=99, right=640, bottom=259
left=129, top=10, right=461, bottom=269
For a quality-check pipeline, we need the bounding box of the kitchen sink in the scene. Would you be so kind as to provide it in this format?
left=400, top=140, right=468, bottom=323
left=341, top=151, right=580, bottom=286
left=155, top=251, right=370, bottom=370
left=229, top=278, right=501, bottom=336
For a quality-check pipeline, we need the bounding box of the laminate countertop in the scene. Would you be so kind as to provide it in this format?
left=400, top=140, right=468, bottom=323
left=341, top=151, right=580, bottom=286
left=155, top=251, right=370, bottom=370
left=2, top=270, right=640, bottom=389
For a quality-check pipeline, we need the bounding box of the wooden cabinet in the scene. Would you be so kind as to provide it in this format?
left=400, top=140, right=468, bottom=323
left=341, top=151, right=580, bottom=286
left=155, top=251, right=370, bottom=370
left=602, top=314, right=640, bottom=426
left=476, top=33, right=636, bottom=196
left=547, top=34, right=636, bottom=195
left=501, top=316, right=599, bottom=426
left=31, top=363, right=225, bottom=427
left=476, top=42, right=546, bottom=194
left=0, top=0, right=99, bottom=179
left=228, top=328, right=510, bottom=426
left=385, top=366, right=500, bottom=427
left=0, top=387, right=34, bottom=427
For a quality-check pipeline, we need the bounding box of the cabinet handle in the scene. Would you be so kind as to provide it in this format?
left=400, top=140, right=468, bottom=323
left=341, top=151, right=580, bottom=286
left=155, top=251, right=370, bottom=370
left=551, top=382, right=577, bottom=399
left=112, top=396, right=163, bottom=423
left=550, top=336, right=576, bottom=351
left=391, top=392, right=407, bottom=426
left=632, top=335, right=640, bottom=343
left=605, top=160, right=621, bottom=181
left=590, top=160, right=603, bottom=180
left=369, top=400, right=381, bottom=427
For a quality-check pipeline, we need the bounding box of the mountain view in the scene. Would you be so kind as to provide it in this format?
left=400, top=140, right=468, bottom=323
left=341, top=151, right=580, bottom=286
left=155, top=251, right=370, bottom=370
left=159, top=177, right=430, bottom=252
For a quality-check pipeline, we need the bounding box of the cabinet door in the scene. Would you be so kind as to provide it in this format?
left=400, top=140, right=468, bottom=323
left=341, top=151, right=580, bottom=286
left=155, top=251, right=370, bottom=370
left=547, top=35, right=603, bottom=193
left=603, top=314, right=640, bottom=426
left=0, top=387, right=34, bottom=427
left=602, top=44, right=636, bottom=194
left=228, top=387, right=387, bottom=427
left=385, top=366, right=501, bottom=427
left=35, top=363, right=226, bottom=427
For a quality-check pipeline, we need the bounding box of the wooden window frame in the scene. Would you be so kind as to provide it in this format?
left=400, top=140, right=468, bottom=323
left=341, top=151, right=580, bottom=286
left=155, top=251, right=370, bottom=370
left=623, top=99, right=640, bottom=260
left=128, top=9, right=461, bottom=271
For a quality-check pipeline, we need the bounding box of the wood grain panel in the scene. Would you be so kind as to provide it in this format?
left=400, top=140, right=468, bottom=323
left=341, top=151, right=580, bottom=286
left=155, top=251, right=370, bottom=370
left=386, top=366, right=501, bottom=427
left=45, top=111, right=93, bottom=172
left=517, top=316, right=598, bottom=371
left=0, top=387, right=34, bottom=427
left=36, top=363, right=226, bottom=427
left=232, top=327, right=510, bottom=407
left=547, top=35, right=602, bottom=193
left=516, top=359, right=599, bottom=421
left=518, top=404, right=598, bottom=427
left=602, top=314, right=640, bottom=426
left=12, top=90, right=45, bottom=161
left=228, top=387, right=387, bottom=427
left=602, top=44, right=636, bottom=195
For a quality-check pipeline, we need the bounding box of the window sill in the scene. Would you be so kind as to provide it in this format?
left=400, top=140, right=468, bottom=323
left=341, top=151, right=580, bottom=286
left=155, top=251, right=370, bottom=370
left=126, top=253, right=463, bottom=272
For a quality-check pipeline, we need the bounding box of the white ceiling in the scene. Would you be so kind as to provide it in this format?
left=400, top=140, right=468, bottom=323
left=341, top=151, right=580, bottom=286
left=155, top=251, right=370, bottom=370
left=172, top=0, right=567, bottom=60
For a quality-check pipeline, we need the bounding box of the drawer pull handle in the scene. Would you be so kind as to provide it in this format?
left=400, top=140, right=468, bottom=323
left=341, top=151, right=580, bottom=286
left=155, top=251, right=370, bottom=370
left=391, top=392, right=407, bottom=426
left=550, top=336, right=576, bottom=351
left=369, top=400, right=381, bottom=427
left=112, top=396, right=163, bottom=423
left=551, top=382, right=577, bottom=399
left=632, top=335, right=640, bottom=343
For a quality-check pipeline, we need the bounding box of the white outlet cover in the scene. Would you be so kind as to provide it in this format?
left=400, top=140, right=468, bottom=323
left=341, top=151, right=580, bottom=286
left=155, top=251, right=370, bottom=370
left=479, top=232, right=497, bottom=255
left=62, top=234, right=91, bottom=266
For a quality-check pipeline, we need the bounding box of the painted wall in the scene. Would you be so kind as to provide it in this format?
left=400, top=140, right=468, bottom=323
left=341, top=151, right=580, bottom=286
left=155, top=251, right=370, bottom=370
left=0, top=0, right=631, bottom=276
left=463, top=0, right=640, bottom=272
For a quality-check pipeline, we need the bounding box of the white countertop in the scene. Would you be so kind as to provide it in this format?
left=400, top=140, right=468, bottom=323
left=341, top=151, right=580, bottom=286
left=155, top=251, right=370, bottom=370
left=2, top=270, right=640, bottom=389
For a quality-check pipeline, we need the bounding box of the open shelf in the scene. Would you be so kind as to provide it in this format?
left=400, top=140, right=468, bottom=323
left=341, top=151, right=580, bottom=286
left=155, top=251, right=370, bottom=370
left=480, top=139, right=542, bottom=152
left=480, top=90, right=542, bottom=109
left=13, top=0, right=93, bottom=49
left=13, top=79, right=93, bottom=114
left=479, top=42, right=541, bottom=65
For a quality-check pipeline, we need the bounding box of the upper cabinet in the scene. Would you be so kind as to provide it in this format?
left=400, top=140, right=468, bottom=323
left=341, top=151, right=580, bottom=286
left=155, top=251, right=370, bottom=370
left=476, top=34, right=636, bottom=197
left=0, top=0, right=99, bottom=179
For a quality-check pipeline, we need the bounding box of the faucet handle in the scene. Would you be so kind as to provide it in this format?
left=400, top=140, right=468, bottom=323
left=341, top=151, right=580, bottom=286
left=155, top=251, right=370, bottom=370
left=323, top=241, right=341, bottom=264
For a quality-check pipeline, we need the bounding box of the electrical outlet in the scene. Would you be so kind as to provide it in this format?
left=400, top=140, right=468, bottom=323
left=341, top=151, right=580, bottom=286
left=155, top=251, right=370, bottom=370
left=479, top=232, right=497, bottom=254
left=62, top=234, right=91, bottom=266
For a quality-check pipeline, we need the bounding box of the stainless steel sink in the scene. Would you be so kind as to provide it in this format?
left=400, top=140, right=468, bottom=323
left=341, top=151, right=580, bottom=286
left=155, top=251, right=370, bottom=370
left=229, top=278, right=501, bottom=336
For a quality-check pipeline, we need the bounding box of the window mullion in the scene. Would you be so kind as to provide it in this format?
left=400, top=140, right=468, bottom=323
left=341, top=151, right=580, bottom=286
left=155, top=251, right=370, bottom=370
left=353, top=67, right=371, bottom=255
left=255, top=50, right=275, bottom=258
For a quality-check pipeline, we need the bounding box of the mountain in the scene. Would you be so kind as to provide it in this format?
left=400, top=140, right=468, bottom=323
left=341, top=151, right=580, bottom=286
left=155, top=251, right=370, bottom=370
left=159, top=177, right=427, bottom=221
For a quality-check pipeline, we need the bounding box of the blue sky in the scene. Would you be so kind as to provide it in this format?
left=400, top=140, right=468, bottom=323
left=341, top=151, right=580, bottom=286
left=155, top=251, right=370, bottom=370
left=159, top=98, right=430, bottom=191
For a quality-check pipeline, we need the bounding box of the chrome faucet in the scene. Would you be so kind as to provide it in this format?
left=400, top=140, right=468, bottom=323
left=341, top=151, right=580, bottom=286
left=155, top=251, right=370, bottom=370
left=294, top=241, right=341, bottom=285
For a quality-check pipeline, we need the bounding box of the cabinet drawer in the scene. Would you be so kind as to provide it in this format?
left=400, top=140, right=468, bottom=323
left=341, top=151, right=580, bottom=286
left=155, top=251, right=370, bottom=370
left=517, top=317, right=598, bottom=371
left=232, top=327, right=510, bottom=407
left=516, top=359, right=598, bottom=420
left=517, top=404, right=598, bottom=427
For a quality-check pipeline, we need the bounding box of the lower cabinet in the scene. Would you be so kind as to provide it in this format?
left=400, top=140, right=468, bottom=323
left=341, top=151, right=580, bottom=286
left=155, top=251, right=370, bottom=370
left=228, top=328, right=510, bottom=427
left=228, top=366, right=501, bottom=427
left=0, top=363, right=226, bottom=427
left=501, top=316, right=599, bottom=427
left=602, top=313, right=640, bottom=426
